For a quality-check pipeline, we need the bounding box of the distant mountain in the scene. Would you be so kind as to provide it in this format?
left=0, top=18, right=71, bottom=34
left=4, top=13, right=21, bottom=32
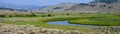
left=0, top=3, right=47, bottom=11
left=39, top=0, right=120, bottom=14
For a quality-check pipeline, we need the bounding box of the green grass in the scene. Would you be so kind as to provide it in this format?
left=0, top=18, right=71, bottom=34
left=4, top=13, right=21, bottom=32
left=0, top=17, right=97, bottom=32
left=39, top=14, right=120, bottom=26
left=68, top=14, right=120, bottom=26
left=0, top=13, right=120, bottom=32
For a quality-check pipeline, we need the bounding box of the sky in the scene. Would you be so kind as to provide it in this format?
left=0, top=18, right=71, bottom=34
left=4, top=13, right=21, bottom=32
left=0, top=0, right=94, bottom=6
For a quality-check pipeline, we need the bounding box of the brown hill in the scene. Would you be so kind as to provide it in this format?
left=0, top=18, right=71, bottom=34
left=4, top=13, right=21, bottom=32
left=39, top=0, right=120, bottom=14
left=69, top=0, right=120, bottom=13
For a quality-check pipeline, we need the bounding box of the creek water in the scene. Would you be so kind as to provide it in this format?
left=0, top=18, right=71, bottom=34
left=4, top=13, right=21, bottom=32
left=47, top=20, right=99, bottom=27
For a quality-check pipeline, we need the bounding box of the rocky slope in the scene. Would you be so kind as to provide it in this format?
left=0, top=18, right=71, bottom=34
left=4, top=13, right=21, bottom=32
left=39, top=0, right=120, bottom=14
left=73, top=0, right=120, bottom=13
left=1, top=0, right=120, bottom=13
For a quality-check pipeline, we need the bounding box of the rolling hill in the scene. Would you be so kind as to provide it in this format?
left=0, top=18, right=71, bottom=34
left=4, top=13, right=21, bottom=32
left=38, top=0, right=120, bottom=14
left=1, top=0, right=120, bottom=14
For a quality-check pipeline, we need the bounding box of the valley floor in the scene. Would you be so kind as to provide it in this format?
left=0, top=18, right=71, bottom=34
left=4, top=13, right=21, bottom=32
left=0, top=13, right=120, bottom=34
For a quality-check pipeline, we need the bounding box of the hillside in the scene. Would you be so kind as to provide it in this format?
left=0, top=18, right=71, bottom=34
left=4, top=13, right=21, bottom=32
left=36, top=3, right=76, bottom=13
left=39, top=0, right=120, bottom=14
left=1, top=0, right=120, bottom=14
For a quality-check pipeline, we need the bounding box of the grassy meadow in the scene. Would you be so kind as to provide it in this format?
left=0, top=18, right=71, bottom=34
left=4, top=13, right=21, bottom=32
left=0, top=12, right=120, bottom=32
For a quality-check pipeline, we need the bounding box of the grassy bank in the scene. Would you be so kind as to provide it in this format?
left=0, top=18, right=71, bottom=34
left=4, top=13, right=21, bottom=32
left=68, top=14, right=120, bottom=26
left=41, top=14, right=120, bottom=26
left=0, top=17, right=97, bottom=32
left=0, top=13, right=120, bottom=32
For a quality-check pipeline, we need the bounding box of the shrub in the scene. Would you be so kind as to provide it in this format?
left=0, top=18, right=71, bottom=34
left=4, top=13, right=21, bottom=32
left=42, top=16, right=45, bottom=17
left=0, top=14, right=5, bottom=17
left=31, top=13, right=36, bottom=17
left=9, top=15, right=12, bottom=17
left=48, top=14, right=51, bottom=17
left=15, top=14, right=27, bottom=17
left=66, top=13, right=70, bottom=15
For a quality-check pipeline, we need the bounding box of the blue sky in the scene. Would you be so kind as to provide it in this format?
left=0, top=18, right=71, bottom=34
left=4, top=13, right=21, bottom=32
left=0, top=0, right=93, bottom=6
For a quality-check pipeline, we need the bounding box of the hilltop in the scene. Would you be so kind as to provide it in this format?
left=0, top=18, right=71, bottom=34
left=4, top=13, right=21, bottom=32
left=39, top=0, right=120, bottom=14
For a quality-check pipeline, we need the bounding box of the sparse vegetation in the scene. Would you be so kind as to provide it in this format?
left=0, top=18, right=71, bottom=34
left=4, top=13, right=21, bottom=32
left=0, top=24, right=119, bottom=34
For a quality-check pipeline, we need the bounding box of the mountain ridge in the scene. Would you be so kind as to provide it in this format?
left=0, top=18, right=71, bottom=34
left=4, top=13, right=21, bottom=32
left=39, top=0, right=120, bottom=14
left=0, top=3, right=47, bottom=11
left=0, top=0, right=120, bottom=14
